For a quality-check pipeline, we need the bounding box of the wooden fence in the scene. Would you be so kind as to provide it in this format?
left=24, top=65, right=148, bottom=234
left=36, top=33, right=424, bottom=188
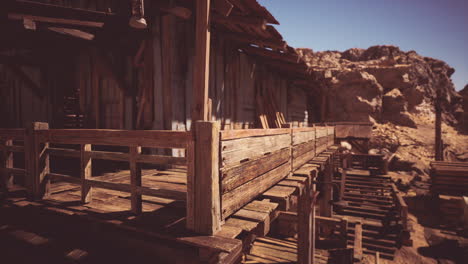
left=1, top=122, right=337, bottom=236
left=1, top=122, right=193, bottom=216
left=219, top=125, right=335, bottom=223
left=0, top=128, right=27, bottom=194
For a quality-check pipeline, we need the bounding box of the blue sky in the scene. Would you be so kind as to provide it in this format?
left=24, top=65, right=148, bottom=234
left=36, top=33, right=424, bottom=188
left=259, top=0, right=468, bottom=91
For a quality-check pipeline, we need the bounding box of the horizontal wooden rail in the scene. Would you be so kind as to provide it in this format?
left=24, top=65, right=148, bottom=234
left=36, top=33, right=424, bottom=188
left=1, top=130, right=27, bottom=195
left=391, top=184, right=408, bottom=231
left=220, top=128, right=290, bottom=140
left=48, top=173, right=186, bottom=201
left=0, top=167, right=26, bottom=175
left=219, top=126, right=337, bottom=220
left=0, top=129, right=26, bottom=140
left=47, top=147, right=187, bottom=165
left=36, top=129, right=191, bottom=148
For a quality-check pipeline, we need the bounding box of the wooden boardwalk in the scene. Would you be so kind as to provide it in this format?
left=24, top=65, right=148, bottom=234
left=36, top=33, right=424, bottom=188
left=1, top=167, right=243, bottom=264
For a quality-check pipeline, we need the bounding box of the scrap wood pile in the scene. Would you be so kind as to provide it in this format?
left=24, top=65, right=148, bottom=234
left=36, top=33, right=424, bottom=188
left=430, top=161, right=468, bottom=196
left=256, top=85, right=286, bottom=128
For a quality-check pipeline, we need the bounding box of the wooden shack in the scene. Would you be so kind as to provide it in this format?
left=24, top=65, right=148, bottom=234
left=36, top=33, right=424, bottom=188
left=0, top=1, right=359, bottom=264
left=1, top=0, right=314, bottom=131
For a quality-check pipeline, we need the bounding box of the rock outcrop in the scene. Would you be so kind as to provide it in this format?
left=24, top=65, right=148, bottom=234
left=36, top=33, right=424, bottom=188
left=297, top=45, right=463, bottom=127
left=459, top=84, right=468, bottom=132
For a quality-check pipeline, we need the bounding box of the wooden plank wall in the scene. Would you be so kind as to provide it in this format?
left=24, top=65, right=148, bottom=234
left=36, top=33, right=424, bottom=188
left=220, top=129, right=292, bottom=219
left=1, top=1, right=312, bottom=133
left=292, top=128, right=316, bottom=170
left=220, top=126, right=335, bottom=220
left=0, top=64, right=51, bottom=128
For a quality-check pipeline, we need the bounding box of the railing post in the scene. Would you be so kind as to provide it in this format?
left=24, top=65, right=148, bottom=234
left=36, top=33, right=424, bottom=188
left=187, top=121, right=221, bottom=235
left=130, top=146, right=142, bottom=214
left=81, top=144, right=92, bottom=203
left=25, top=122, right=49, bottom=200
left=0, top=139, right=13, bottom=194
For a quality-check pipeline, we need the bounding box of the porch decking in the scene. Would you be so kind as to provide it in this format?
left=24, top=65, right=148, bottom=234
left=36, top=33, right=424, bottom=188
left=1, top=167, right=243, bottom=264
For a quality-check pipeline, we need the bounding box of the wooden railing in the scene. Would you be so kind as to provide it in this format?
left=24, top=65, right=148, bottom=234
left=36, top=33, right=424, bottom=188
left=391, top=184, right=408, bottom=232
left=0, top=128, right=27, bottom=194
left=1, top=122, right=339, bottom=236
left=219, top=125, right=335, bottom=221
left=0, top=122, right=193, bottom=215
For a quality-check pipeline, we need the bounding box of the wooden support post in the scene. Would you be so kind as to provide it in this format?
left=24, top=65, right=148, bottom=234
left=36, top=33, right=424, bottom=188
left=320, top=163, right=333, bottom=217
left=435, top=92, right=443, bottom=161
left=298, top=175, right=314, bottom=264
left=354, top=221, right=363, bottom=261
left=1, top=139, right=14, bottom=194
left=192, top=0, right=211, bottom=122
left=340, top=218, right=348, bottom=248
left=340, top=168, right=346, bottom=201
left=25, top=122, right=49, bottom=200
left=81, top=144, right=92, bottom=203
left=187, top=121, right=221, bottom=234
left=130, top=146, right=142, bottom=214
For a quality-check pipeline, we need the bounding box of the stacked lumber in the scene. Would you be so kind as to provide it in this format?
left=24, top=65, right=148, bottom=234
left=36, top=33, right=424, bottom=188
left=430, top=161, right=468, bottom=196
left=255, top=85, right=286, bottom=129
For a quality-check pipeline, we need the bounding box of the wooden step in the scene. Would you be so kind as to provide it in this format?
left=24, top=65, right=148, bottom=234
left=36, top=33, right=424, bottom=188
left=345, top=183, right=392, bottom=191
left=343, top=196, right=394, bottom=206
left=232, top=208, right=270, bottom=236
left=347, top=233, right=397, bottom=248
left=345, top=201, right=393, bottom=210
left=363, top=249, right=395, bottom=260
left=346, top=179, right=392, bottom=187
left=262, top=186, right=296, bottom=211
left=343, top=193, right=392, bottom=201
left=341, top=205, right=390, bottom=216
left=340, top=208, right=386, bottom=220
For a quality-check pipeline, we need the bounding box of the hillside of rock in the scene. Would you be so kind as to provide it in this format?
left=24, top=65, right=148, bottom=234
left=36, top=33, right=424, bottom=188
left=297, top=45, right=463, bottom=128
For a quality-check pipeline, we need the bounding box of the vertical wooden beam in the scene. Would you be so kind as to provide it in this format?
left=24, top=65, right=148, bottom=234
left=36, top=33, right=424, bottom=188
left=188, top=121, right=221, bottom=234
left=298, top=174, right=313, bottom=264
left=130, top=146, right=142, bottom=214
left=161, top=15, right=173, bottom=130
left=25, top=122, right=49, bottom=200
left=354, top=220, right=363, bottom=261
left=81, top=144, right=92, bottom=203
left=1, top=139, right=14, bottom=194
left=186, top=135, right=195, bottom=228
left=192, top=0, right=211, bottom=122
left=435, top=92, right=443, bottom=161
left=92, top=51, right=100, bottom=128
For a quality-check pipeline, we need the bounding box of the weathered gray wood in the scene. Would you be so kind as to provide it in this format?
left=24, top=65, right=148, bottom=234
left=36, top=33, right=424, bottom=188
left=298, top=179, right=313, bottom=264
left=292, top=140, right=316, bottom=158
left=25, top=122, right=49, bottom=200
left=47, top=147, right=80, bottom=158
left=130, top=146, right=142, bottom=214
left=36, top=129, right=190, bottom=148
left=81, top=144, right=92, bottom=203
left=292, top=129, right=315, bottom=146
left=1, top=139, right=14, bottom=193
left=221, top=148, right=289, bottom=194
left=222, top=161, right=290, bottom=219
left=192, top=0, right=211, bottom=122
left=0, top=129, right=26, bottom=140
left=221, top=128, right=290, bottom=140
left=221, top=133, right=290, bottom=167
left=188, top=121, right=221, bottom=234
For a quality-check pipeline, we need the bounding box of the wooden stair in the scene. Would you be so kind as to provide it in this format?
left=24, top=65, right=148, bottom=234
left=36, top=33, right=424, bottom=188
left=334, top=169, right=400, bottom=260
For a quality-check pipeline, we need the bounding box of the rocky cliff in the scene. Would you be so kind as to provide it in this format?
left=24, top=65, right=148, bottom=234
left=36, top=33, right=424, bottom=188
left=297, top=45, right=468, bottom=171
left=297, top=45, right=463, bottom=128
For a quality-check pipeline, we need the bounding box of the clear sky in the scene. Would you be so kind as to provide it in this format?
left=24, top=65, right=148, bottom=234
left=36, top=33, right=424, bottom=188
left=259, top=0, right=468, bottom=91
